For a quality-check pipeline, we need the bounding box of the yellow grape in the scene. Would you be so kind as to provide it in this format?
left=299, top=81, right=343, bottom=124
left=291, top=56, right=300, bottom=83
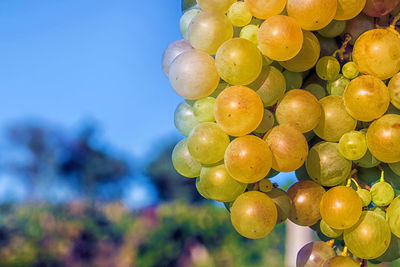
left=258, top=15, right=303, bottom=61
left=244, top=0, right=286, bottom=19
left=180, top=9, right=201, bottom=40
left=323, top=256, right=359, bottom=267
left=215, top=85, right=264, bottom=136
left=320, top=219, right=343, bottom=238
left=343, top=75, right=390, bottom=122
left=286, top=0, right=337, bottom=30
left=224, top=135, right=272, bottom=183
left=338, top=131, right=367, bottom=160
left=388, top=72, right=400, bottom=110
left=366, top=114, right=400, bottom=163
left=313, top=96, right=357, bottom=142
left=353, top=29, right=400, bottom=80
left=227, top=2, right=252, bottom=27
left=387, top=196, right=400, bottom=238
left=196, top=0, right=236, bottom=13
left=278, top=31, right=320, bottom=72
left=254, top=109, right=275, bottom=134
left=275, top=89, right=322, bottom=133
left=172, top=139, right=202, bottom=178
left=230, top=191, right=277, bottom=239
left=169, top=50, right=220, bottom=100
left=239, top=24, right=259, bottom=45
left=335, top=0, right=366, bottom=20
left=264, top=125, right=308, bottom=172
left=188, top=11, right=233, bottom=54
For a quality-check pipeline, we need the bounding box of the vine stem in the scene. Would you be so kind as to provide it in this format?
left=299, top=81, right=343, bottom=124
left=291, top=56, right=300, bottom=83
left=341, top=246, right=348, bottom=256
left=377, top=165, right=385, bottom=182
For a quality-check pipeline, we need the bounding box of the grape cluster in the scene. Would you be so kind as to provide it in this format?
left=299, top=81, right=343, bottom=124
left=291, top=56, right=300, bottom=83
left=163, top=0, right=400, bottom=265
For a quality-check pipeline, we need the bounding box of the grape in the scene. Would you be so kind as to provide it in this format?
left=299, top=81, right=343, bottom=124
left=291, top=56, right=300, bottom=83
left=353, top=29, right=400, bottom=80
left=239, top=24, right=259, bottom=45
left=227, top=2, right=252, bottom=27
left=198, top=163, right=247, bottom=202
left=366, top=114, right=400, bottom=163
left=210, top=81, right=230, bottom=98
left=182, top=0, right=197, bottom=12
left=357, top=188, right=371, bottom=207
left=387, top=196, right=400, bottom=238
left=196, top=0, right=236, bottom=13
left=264, top=125, right=309, bottom=172
left=287, top=180, right=325, bottom=226
left=357, top=166, right=380, bottom=184
left=304, top=83, right=326, bottom=100
left=322, top=256, right=359, bottom=267
left=215, top=85, right=264, bottom=136
left=354, top=149, right=380, bottom=168
left=342, top=13, right=374, bottom=45
left=258, top=15, right=303, bottom=61
left=196, top=177, right=210, bottom=199
left=320, top=186, right=362, bottom=229
left=296, top=241, right=336, bottom=267
left=286, top=0, right=337, bottom=31
left=306, top=142, right=352, bottom=187
left=317, top=34, right=339, bottom=57
left=188, top=11, right=233, bottom=54
left=193, top=97, right=215, bottom=123
left=317, top=20, right=346, bottom=38
left=335, top=0, right=366, bottom=20
left=388, top=72, right=400, bottom=110
left=371, top=181, right=395, bottom=206
left=174, top=101, right=200, bottom=136
left=279, top=31, right=320, bottom=72
left=344, top=211, right=391, bottom=259
left=254, top=109, right=275, bottom=134
left=388, top=161, right=400, bottom=176
left=215, top=38, right=263, bottom=85
left=224, top=135, right=272, bottom=183
left=320, top=219, right=343, bottom=238
left=342, top=62, right=359, bottom=80
left=295, top=164, right=312, bottom=181
left=316, top=56, right=340, bottom=81
left=245, top=0, right=286, bottom=20
left=258, top=178, right=272, bottom=193
left=283, top=70, right=303, bottom=91
left=172, top=139, right=202, bottom=178
left=376, top=234, right=400, bottom=262
left=230, top=191, right=277, bottom=239
left=169, top=50, right=220, bottom=100
left=343, top=75, right=390, bottom=122
left=180, top=9, right=201, bottom=40
left=363, top=0, right=400, bottom=17
left=338, top=131, right=367, bottom=160
left=187, top=122, right=230, bottom=164
left=313, top=96, right=357, bottom=142
left=162, top=40, right=194, bottom=76
left=266, top=188, right=291, bottom=224
left=326, top=75, right=350, bottom=96
left=275, top=89, right=322, bottom=133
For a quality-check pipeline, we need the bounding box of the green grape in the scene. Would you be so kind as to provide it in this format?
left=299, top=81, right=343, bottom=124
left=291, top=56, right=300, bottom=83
left=196, top=0, right=236, bottom=13
left=313, top=96, right=357, bottom=142
left=239, top=24, right=259, bottom=45
left=317, top=34, right=339, bottom=57
left=322, top=256, right=359, bottom=267
left=342, top=62, right=359, bottom=80
left=383, top=164, right=400, bottom=190
left=344, top=211, right=391, bottom=259
left=169, top=50, right=220, bottom=100
left=188, top=11, right=233, bottom=54
left=172, top=139, right=202, bottom=178
left=296, top=241, right=336, bottom=267
left=258, top=178, right=272, bottom=193
left=286, top=0, right=337, bottom=30
left=316, top=56, right=340, bottom=81
left=187, top=122, right=229, bottom=164
left=353, top=29, right=400, bottom=80
left=371, top=206, right=386, bottom=219
left=230, top=191, right=277, bottom=239
left=335, top=0, right=366, bottom=20
left=283, top=70, right=303, bottom=91
left=354, top=149, right=380, bottom=168
left=196, top=177, right=210, bottom=199
left=279, top=31, right=320, bottom=72
left=387, top=196, right=400, bottom=238
left=193, top=97, right=215, bottom=122
left=326, top=75, right=350, bottom=96
left=388, top=72, right=400, bottom=110
left=357, top=188, right=371, bottom=207
left=287, top=180, right=326, bottom=226
left=320, top=186, right=362, bottom=229
left=180, top=9, right=201, bottom=40
left=162, top=40, right=194, bottom=76
left=258, top=15, right=303, bottom=61
left=215, top=38, right=263, bottom=85
left=245, top=0, right=287, bottom=19
left=371, top=181, right=395, bottom=206
left=304, top=83, right=327, bottom=100
left=266, top=188, right=291, bottom=224
left=174, top=101, right=200, bottom=136
left=198, top=163, right=247, bottom=202
left=306, top=142, right=352, bottom=187
left=343, top=75, right=390, bottom=122
left=317, top=20, right=346, bottom=38
left=227, top=2, right=252, bottom=27
left=210, top=81, right=230, bottom=98
left=320, top=219, right=343, bottom=238
left=388, top=161, right=400, bottom=176
left=338, top=131, right=367, bottom=160
left=254, top=109, right=275, bottom=134
left=376, top=234, right=400, bottom=263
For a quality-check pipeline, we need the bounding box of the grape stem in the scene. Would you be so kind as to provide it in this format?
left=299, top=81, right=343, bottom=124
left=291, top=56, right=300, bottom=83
left=333, top=34, right=352, bottom=62
left=388, top=13, right=400, bottom=37
left=326, top=239, right=334, bottom=247
left=377, top=165, right=385, bottom=182
left=341, top=246, right=348, bottom=256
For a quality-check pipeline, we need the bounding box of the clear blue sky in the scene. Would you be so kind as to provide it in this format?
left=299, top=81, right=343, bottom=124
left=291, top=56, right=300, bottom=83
left=0, top=0, right=183, bottom=157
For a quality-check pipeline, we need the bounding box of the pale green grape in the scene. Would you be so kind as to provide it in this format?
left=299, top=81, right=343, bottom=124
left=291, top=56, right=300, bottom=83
left=327, top=75, right=350, bottom=96
left=254, top=109, right=275, bottom=133
left=338, top=131, right=367, bottom=160
left=316, top=56, right=340, bottom=81
left=172, top=139, right=202, bottom=178
left=371, top=181, right=395, bottom=206
left=317, top=34, right=339, bottom=57
left=283, top=70, right=303, bottom=91
left=196, top=177, right=210, bottom=199
left=320, top=219, right=343, bottom=238
left=304, top=83, right=326, bottom=100
left=317, top=20, right=346, bottom=38
left=266, top=188, right=291, bottom=224
left=354, top=149, right=380, bottom=168
left=389, top=161, right=400, bottom=176
left=357, top=188, right=371, bottom=207
left=227, top=2, right=252, bottom=27
left=239, top=24, right=259, bottom=45
left=193, top=97, right=215, bottom=122
left=174, top=101, right=200, bottom=136
left=162, top=40, right=194, bottom=76
left=342, top=61, right=359, bottom=80
left=376, top=234, right=400, bottom=263
left=180, top=9, right=201, bottom=40
left=387, top=196, right=400, bottom=238
left=245, top=0, right=287, bottom=19
left=335, top=0, right=366, bottom=20
left=388, top=72, right=400, bottom=110
left=371, top=206, right=386, bottom=219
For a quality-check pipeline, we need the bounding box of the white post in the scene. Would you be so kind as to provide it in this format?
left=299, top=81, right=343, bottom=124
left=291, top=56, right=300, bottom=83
left=285, top=220, right=314, bottom=267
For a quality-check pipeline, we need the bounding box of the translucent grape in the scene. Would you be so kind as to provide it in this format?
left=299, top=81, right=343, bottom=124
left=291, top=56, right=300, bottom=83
left=322, top=256, right=359, bottom=267
left=215, top=38, right=262, bottom=85
left=275, top=89, right=322, bottom=133
left=342, top=62, right=359, bottom=80
left=320, top=219, right=343, bottom=239
left=258, top=178, right=272, bottom=193
left=317, top=20, right=346, bottom=38
left=227, top=2, right=252, bottom=27
left=335, top=0, right=366, bottom=20
left=264, top=125, right=308, bottom=172
left=196, top=0, right=236, bottom=13
left=316, top=56, right=340, bottom=81
left=371, top=206, right=387, bottom=219
left=230, top=191, right=277, bottom=239
left=304, top=83, right=326, bottom=100
left=388, top=72, right=400, bottom=110
left=224, top=135, right=272, bottom=183
left=188, top=11, right=233, bottom=54
left=162, top=40, right=194, bottom=76
left=313, top=96, right=357, bottom=142
left=266, top=188, right=291, bottom=224
left=286, top=0, right=337, bottom=31
left=376, top=234, right=400, bottom=263
left=180, top=9, right=201, bottom=40
left=245, top=0, right=286, bottom=19
left=344, top=211, right=391, bottom=259
left=338, top=131, right=367, bottom=160
left=279, top=31, right=320, bottom=72
left=326, top=75, right=350, bottom=96
left=187, top=122, right=230, bottom=164
left=363, top=0, right=400, bottom=17
left=258, top=15, right=303, bottom=61
left=371, top=181, right=395, bottom=206
left=169, top=50, right=219, bottom=100
left=343, top=13, right=374, bottom=45
left=296, top=241, right=336, bottom=267
left=306, top=142, right=352, bottom=187
left=215, top=85, right=264, bottom=136
left=353, top=29, right=400, bottom=80
left=357, top=188, right=371, bottom=207
left=239, top=24, right=259, bottom=45
left=343, top=75, right=390, bottom=122
left=174, top=101, right=200, bottom=136
left=196, top=177, right=210, bottom=199
left=193, top=97, right=215, bottom=122
left=254, top=109, right=275, bottom=134
left=172, top=139, right=202, bottom=178
left=283, top=70, right=303, bottom=91
left=387, top=196, right=400, bottom=238
left=389, top=161, right=400, bottom=176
